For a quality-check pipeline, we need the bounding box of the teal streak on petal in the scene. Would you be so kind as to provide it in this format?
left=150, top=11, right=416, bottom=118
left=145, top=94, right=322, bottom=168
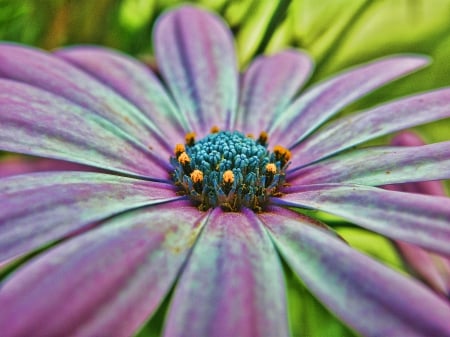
left=154, top=6, right=238, bottom=135
left=0, top=171, right=181, bottom=262
left=260, top=207, right=450, bottom=337
left=0, top=44, right=171, bottom=156
left=163, top=207, right=289, bottom=337
left=270, top=55, right=429, bottom=147
left=289, top=140, right=450, bottom=186
left=0, top=80, right=170, bottom=180
left=290, top=88, right=450, bottom=167
left=273, top=183, right=450, bottom=257
left=236, top=50, right=313, bottom=135
left=0, top=202, right=206, bottom=337
left=56, top=46, right=188, bottom=148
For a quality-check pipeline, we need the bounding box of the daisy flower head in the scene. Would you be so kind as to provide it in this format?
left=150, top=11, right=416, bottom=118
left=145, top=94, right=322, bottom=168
left=1, top=5, right=450, bottom=337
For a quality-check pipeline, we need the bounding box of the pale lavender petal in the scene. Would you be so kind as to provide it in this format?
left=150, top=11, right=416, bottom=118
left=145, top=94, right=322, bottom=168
left=0, top=156, right=95, bottom=178
left=0, top=171, right=180, bottom=262
left=291, top=88, right=450, bottom=166
left=396, top=240, right=450, bottom=297
left=56, top=46, right=188, bottom=143
left=164, top=208, right=289, bottom=337
left=0, top=202, right=206, bottom=337
left=236, top=50, right=313, bottom=135
left=0, top=80, right=170, bottom=179
left=289, top=141, right=450, bottom=186
left=386, top=131, right=450, bottom=297
left=154, top=6, right=238, bottom=135
left=269, top=56, right=429, bottom=147
left=0, top=44, right=171, bottom=155
left=273, top=184, right=450, bottom=256
left=260, top=207, right=450, bottom=337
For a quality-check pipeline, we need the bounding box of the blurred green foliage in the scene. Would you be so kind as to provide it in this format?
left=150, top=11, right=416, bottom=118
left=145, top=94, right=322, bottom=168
left=1, top=1, right=449, bottom=335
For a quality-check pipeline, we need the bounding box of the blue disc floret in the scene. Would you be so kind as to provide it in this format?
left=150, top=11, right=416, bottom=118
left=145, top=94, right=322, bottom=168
left=171, top=129, right=290, bottom=212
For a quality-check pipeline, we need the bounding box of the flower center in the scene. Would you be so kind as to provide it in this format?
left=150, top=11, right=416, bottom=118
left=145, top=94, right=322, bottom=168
left=170, top=128, right=290, bottom=212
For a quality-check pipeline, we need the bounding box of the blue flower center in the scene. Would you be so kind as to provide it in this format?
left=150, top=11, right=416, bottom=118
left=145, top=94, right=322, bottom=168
left=171, top=129, right=290, bottom=212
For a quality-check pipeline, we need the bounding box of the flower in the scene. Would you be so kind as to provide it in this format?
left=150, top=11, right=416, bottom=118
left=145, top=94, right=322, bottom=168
left=1, top=5, right=450, bottom=337
left=385, top=131, right=450, bottom=298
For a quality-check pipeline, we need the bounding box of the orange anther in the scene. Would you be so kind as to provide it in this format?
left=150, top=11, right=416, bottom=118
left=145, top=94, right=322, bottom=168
left=174, top=144, right=185, bottom=157
left=185, top=132, right=196, bottom=146
left=265, top=163, right=277, bottom=174
left=178, top=152, right=190, bottom=165
left=223, top=170, right=235, bottom=184
left=258, top=131, right=269, bottom=146
left=273, top=145, right=291, bottom=166
left=190, top=169, right=204, bottom=184
left=210, top=125, right=220, bottom=134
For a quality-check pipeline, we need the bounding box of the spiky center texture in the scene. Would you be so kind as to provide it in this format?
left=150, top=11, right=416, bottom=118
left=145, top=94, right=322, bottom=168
left=171, top=130, right=290, bottom=212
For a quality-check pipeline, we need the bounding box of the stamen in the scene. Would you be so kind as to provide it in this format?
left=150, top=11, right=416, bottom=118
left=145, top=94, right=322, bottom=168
left=178, top=151, right=192, bottom=175
left=273, top=145, right=291, bottom=167
left=222, top=170, right=234, bottom=184
left=246, top=133, right=254, bottom=139
left=185, top=132, right=196, bottom=146
left=171, top=130, right=288, bottom=212
left=178, top=151, right=190, bottom=165
left=210, top=125, right=220, bottom=134
left=190, top=169, right=203, bottom=183
left=174, top=144, right=185, bottom=158
left=265, top=163, right=276, bottom=174
left=257, top=131, right=269, bottom=146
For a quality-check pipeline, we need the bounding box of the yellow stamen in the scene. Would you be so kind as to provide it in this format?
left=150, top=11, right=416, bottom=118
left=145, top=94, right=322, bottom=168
left=265, top=163, right=277, bottom=175
left=178, top=152, right=190, bottom=165
left=185, top=132, right=196, bottom=146
left=190, top=169, right=203, bottom=184
left=273, top=145, right=291, bottom=166
left=246, top=133, right=254, bottom=139
left=223, top=170, right=235, bottom=184
left=258, top=131, right=269, bottom=146
left=210, top=125, right=220, bottom=134
left=174, top=144, right=185, bottom=158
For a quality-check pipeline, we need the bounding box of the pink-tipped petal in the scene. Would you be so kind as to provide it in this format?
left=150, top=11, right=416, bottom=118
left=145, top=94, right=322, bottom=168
left=0, top=202, right=206, bottom=337
left=163, top=208, right=289, bottom=337
left=260, top=207, right=450, bottom=337
left=236, top=50, right=313, bottom=135
left=154, top=6, right=238, bottom=135
left=0, top=171, right=180, bottom=262
left=270, top=55, right=429, bottom=147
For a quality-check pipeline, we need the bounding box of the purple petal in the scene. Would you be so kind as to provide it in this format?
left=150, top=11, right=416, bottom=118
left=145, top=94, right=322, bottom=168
left=0, top=80, right=170, bottom=179
left=289, top=141, right=450, bottom=185
left=385, top=131, right=450, bottom=297
left=236, top=50, right=313, bottom=135
left=0, top=202, right=206, bottom=337
left=56, top=46, right=188, bottom=142
left=396, top=240, right=450, bottom=297
left=291, top=88, right=450, bottom=166
left=0, top=171, right=180, bottom=262
left=154, top=6, right=238, bottom=135
left=273, top=184, right=450, bottom=257
left=163, top=208, right=289, bottom=337
left=269, top=55, right=429, bottom=147
left=260, top=207, right=450, bottom=337
left=0, top=44, right=172, bottom=154
left=0, top=156, right=95, bottom=178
